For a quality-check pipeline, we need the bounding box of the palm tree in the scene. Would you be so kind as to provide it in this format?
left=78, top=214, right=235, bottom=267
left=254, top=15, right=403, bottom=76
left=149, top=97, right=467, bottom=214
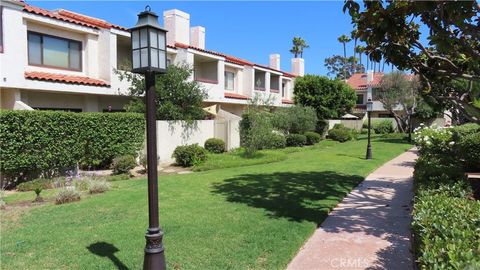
left=355, top=45, right=365, bottom=70
left=351, top=29, right=359, bottom=70
left=337, top=34, right=352, bottom=79
left=290, top=37, right=309, bottom=58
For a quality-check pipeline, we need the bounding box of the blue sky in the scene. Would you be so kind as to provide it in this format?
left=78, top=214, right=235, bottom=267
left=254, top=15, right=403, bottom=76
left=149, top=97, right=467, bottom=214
left=31, top=1, right=376, bottom=75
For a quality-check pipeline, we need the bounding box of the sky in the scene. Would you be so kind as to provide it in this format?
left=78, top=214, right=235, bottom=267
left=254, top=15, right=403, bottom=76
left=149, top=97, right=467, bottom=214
left=29, top=1, right=377, bottom=76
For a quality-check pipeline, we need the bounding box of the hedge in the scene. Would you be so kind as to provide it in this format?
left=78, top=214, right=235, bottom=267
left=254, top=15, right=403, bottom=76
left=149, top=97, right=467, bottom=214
left=0, top=110, right=145, bottom=186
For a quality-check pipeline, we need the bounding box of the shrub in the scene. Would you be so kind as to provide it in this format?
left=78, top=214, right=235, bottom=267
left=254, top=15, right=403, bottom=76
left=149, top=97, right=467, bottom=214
left=17, top=178, right=57, bottom=192
left=172, top=144, right=207, bottom=167
left=111, top=155, right=136, bottom=175
left=451, top=123, right=480, bottom=141
left=332, top=123, right=345, bottom=130
left=286, top=134, right=307, bottom=147
left=304, top=132, right=321, bottom=145
left=458, top=131, right=480, bottom=171
left=204, top=138, right=225, bottom=154
left=240, top=110, right=273, bottom=156
left=55, top=187, right=81, bottom=205
left=264, top=133, right=287, bottom=149
left=272, top=106, right=317, bottom=134
left=0, top=111, right=145, bottom=187
left=87, top=179, right=111, bottom=194
left=372, top=119, right=394, bottom=134
left=328, top=128, right=353, bottom=142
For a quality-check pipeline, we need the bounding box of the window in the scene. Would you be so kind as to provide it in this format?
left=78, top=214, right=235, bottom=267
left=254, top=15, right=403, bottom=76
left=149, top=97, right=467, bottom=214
left=225, top=71, right=234, bottom=91
left=356, top=94, right=364, bottom=105
left=28, top=31, right=82, bottom=71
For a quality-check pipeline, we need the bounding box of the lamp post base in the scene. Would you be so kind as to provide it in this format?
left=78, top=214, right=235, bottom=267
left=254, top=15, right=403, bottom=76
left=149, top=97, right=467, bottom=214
left=143, top=228, right=166, bottom=270
left=366, top=146, right=372, bottom=160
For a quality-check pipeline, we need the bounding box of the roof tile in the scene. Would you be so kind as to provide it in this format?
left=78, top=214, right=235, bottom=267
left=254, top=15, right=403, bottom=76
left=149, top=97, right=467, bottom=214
left=224, top=92, right=249, bottom=100
left=25, top=71, right=110, bottom=87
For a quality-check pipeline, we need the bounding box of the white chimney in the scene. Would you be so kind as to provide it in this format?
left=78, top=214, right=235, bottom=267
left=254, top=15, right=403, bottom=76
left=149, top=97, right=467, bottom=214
left=190, top=26, right=205, bottom=49
left=291, top=58, right=304, bottom=77
left=163, top=9, right=190, bottom=46
left=269, top=54, right=280, bottom=70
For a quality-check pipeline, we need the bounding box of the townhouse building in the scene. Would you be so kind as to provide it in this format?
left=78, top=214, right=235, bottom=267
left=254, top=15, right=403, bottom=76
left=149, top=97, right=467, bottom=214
left=0, top=1, right=301, bottom=116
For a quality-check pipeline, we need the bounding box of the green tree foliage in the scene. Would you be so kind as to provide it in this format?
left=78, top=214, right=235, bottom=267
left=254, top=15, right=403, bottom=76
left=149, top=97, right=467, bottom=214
left=271, top=106, right=317, bottom=134
left=294, top=75, right=357, bottom=119
left=290, top=37, right=309, bottom=58
left=116, top=63, right=207, bottom=121
left=344, top=1, right=480, bottom=122
left=324, top=55, right=364, bottom=80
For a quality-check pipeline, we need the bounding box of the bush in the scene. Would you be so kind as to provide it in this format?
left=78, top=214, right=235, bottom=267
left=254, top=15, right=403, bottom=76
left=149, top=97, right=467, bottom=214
left=372, top=119, right=394, bottom=134
left=328, top=128, right=353, bottom=142
left=111, top=155, right=136, bottom=175
left=458, top=130, right=480, bottom=171
left=87, top=179, right=111, bottom=194
left=286, top=134, right=307, bottom=147
left=264, top=133, right=287, bottom=149
left=304, top=132, right=321, bottom=145
left=332, top=123, right=345, bottom=130
left=204, top=138, right=225, bottom=154
left=272, top=106, right=317, bottom=134
left=172, top=144, right=207, bottom=167
left=240, top=110, right=273, bottom=156
left=0, top=111, right=145, bottom=187
left=17, top=178, right=55, bottom=192
left=55, top=187, right=81, bottom=205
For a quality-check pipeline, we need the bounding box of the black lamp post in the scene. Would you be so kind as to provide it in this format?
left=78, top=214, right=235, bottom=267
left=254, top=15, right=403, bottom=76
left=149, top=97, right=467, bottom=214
left=366, top=99, right=373, bottom=160
left=130, top=6, right=168, bottom=270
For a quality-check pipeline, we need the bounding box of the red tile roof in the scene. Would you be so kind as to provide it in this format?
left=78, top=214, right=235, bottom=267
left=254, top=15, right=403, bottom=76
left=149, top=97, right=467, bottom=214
left=23, top=4, right=129, bottom=31
left=346, top=73, right=384, bottom=90
left=282, top=99, right=294, bottom=104
left=25, top=71, right=110, bottom=87
left=224, top=92, right=249, bottom=100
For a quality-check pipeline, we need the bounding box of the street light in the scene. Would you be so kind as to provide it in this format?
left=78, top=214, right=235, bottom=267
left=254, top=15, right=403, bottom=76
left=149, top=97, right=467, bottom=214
left=130, top=6, right=168, bottom=270
left=366, top=99, right=373, bottom=160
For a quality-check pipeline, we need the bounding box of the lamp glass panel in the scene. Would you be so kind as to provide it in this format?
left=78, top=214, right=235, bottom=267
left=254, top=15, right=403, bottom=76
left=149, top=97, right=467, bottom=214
left=132, top=30, right=139, bottom=49
left=158, top=32, right=165, bottom=50
left=150, top=48, right=158, bottom=68
left=159, top=50, right=166, bottom=69
left=140, top=28, right=148, bottom=48
left=132, top=49, right=140, bottom=69
left=150, top=29, right=158, bottom=49
left=140, top=48, right=148, bottom=67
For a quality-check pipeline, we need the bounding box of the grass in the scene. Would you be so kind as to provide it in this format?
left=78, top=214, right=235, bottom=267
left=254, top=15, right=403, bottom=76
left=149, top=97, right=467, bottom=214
left=1, top=137, right=411, bottom=270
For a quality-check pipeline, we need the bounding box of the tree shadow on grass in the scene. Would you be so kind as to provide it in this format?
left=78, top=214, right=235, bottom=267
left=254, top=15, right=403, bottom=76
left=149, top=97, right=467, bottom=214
left=87, top=242, right=129, bottom=270
left=211, top=171, right=364, bottom=225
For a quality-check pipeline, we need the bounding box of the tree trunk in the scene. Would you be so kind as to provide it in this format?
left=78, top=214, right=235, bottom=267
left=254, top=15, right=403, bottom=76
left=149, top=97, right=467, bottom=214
left=343, top=43, right=347, bottom=79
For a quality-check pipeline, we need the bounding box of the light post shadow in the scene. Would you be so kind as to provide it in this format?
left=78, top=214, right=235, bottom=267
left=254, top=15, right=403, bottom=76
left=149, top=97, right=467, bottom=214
left=87, top=242, right=129, bottom=270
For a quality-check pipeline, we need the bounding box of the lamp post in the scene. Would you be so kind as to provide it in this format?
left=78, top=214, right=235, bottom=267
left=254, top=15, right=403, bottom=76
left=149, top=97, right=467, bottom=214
left=130, top=6, right=168, bottom=270
left=366, top=99, right=373, bottom=160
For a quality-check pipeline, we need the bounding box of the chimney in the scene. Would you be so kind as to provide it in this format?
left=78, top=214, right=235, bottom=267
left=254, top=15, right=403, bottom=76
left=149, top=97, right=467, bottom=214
left=269, top=54, right=280, bottom=70
left=163, top=9, right=190, bottom=46
left=291, top=58, right=304, bottom=77
left=190, top=26, right=205, bottom=49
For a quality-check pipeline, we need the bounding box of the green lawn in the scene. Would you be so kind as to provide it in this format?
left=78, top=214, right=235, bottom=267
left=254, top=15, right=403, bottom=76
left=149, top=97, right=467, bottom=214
left=1, top=137, right=411, bottom=270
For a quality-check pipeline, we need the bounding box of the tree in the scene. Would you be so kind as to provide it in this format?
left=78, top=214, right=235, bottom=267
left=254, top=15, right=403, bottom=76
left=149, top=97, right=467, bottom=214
left=355, top=45, right=365, bottom=67
left=115, top=63, right=207, bottom=121
left=343, top=1, right=480, bottom=122
left=337, top=34, right=352, bottom=80
left=290, top=37, right=310, bottom=58
left=351, top=29, right=359, bottom=71
left=294, top=75, right=357, bottom=119
left=324, top=55, right=364, bottom=80
left=377, top=71, right=420, bottom=138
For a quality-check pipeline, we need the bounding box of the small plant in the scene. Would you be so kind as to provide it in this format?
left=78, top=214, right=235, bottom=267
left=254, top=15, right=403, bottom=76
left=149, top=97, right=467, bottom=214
left=55, top=186, right=81, bottom=205
left=172, top=144, right=207, bottom=167
left=111, top=155, right=136, bottom=175
left=139, top=152, right=147, bottom=171
left=304, top=131, right=321, bottom=145
left=286, top=134, right=307, bottom=147
left=87, top=179, right=111, bottom=194
left=17, top=178, right=55, bottom=192
left=204, top=138, right=225, bottom=154
left=33, top=182, right=44, bottom=202
left=264, top=133, right=287, bottom=149
left=372, top=119, right=395, bottom=134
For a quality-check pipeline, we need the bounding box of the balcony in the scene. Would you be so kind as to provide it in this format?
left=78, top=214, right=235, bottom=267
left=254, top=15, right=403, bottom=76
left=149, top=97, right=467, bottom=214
left=194, top=55, right=218, bottom=84
left=254, top=70, right=266, bottom=91
left=116, top=35, right=132, bottom=70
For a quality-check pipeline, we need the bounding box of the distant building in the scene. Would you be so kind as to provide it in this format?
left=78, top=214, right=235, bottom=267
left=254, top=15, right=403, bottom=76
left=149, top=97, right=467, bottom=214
left=0, top=1, right=302, bottom=115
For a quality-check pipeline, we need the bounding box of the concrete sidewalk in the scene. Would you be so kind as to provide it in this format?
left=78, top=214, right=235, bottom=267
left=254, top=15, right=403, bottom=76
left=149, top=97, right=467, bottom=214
left=287, top=149, right=418, bottom=270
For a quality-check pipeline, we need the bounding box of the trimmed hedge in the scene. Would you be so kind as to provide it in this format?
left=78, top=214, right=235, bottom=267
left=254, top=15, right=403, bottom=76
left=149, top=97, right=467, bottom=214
left=204, top=138, right=225, bottom=154
left=286, top=134, right=307, bottom=147
left=372, top=119, right=395, bottom=134
left=328, top=128, right=352, bottom=142
left=0, top=110, right=145, bottom=186
left=172, top=144, right=207, bottom=167
left=304, top=131, right=321, bottom=145
left=264, top=133, right=287, bottom=149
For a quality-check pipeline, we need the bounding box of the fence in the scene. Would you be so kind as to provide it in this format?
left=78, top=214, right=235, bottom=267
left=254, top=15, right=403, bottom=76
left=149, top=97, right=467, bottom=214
left=156, top=119, right=240, bottom=163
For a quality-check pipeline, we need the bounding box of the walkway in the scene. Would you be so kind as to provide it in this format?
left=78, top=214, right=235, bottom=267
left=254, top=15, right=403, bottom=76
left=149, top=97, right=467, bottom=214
left=287, top=149, right=418, bottom=270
